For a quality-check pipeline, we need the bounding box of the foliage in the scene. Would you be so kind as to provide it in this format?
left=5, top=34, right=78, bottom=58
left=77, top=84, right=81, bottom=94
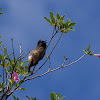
left=83, top=45, right=93, bottom=55
left=0, top=8, right=3, bottom=15
left=26, top=92, right=65, bottom=100
left=50, top=92, right=65, bottom=100
left=44, top=11, right=76, bottom=33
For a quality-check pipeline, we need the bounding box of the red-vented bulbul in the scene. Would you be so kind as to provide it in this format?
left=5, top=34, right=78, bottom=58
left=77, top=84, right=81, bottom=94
left=28, top=40, right=47, bottom=72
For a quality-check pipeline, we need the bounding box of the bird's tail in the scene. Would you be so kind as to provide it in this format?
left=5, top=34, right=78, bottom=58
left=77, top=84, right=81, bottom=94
left=28, top=64, right=31, bottom=72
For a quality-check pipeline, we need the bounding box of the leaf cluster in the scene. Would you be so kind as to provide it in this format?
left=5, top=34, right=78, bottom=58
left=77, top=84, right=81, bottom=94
left=50, top=92, right=65, bottom=100
left=83, top=45, right=93, bottom=55
left=44, top=11, right=76, bottom=33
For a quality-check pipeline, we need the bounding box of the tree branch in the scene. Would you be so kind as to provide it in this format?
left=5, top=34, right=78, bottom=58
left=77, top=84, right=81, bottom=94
left=24, top=54, right=86, bottom=81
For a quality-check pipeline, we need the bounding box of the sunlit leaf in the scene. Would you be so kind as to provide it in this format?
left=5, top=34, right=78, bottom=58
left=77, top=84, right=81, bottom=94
left=8, top=79, right=14, bottom=84
left=12, top=95, right=16, bottom=100
left=87, top=44, right=90, bottom=51
left=68, top=23, right=76, bottom=28
left=50, top=93, right=55, bottom=100
left=4, top=47, right=7, bottom=54
left=0, top=89, right=3, bottom=94
left=0, top=82, right=5, bottom=88
left=26, top=96, right=31, bottom=99
left=50, top=11, right=54, bottom=19
left=0, top=41, right=2, bottom=46
left=59, top=96, right=66, bottom=100
left=17, top=98, right=19, bottom=100
left=44, top=17, right=51, bottom=24
left=57, top=93, right=61, bottom=98
left=56, top=13, right=60, bottom=20
left=19, top=87, right=27, bottom=90
left=0, top=8, right=3, bottom=10
left=60, top=15, right=65, bottom=20
left=22, top=60, right=30, bottom=65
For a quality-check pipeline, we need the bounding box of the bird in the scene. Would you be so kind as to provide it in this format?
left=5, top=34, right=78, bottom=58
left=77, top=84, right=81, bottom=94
left=28, top=40, right=47, bottom=72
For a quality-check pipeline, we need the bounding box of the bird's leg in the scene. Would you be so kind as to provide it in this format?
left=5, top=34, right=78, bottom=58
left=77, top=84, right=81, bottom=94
left=33, top=66, right=36, bottom=72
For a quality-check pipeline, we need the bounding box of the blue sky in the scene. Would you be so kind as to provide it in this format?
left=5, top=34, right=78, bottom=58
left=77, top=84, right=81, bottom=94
left=0, top=0, right=100, bottom=100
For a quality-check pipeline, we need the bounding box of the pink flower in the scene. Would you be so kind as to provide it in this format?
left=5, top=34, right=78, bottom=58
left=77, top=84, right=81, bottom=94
left=12, top=72, right=20, bottom=82
left=93, top=54, right=100, bottom=58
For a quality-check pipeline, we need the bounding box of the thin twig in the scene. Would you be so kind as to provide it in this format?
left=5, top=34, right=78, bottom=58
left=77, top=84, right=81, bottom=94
left=11, top=38, right=15, bottom=59
left=3, top=62, right=4, bottom=94
left=18, top=51, right=30, bottom=61
left=17, top=48, right=29, bottom=60
left=46, top=30, right=58, bottom=49
left=19, top=44, right=21, bottom=56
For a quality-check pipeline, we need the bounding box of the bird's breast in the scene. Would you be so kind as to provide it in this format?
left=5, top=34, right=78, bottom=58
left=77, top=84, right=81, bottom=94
left=28, top=55, right=32, bottom=60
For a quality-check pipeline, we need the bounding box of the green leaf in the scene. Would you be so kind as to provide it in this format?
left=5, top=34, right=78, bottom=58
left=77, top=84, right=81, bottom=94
left=60, top=15, right=65, bottom=20
left=0, top=8, right=3, bottom=10
left=53, top=92, right=57, bottom=97
left=0, top=75, right=2, bottom=77
left=0, top=12, right=3, bottom=14
left=59, top=20, right=64, bottom=25
left=68, top=23, right=76, bottom=28
left=7, top=54, right=12, bottom=57
left=17, top=98, right=19, bottom=100
left=22, top=60, right=30, bottom=65
left=50, top=11, right=54, bottom=19
left=0, top=41, right=2, bottom=46
left=4, top=47, right=7, bottom=54
left=59, top=96, right=66, bottom=100
left=56, top=13, right=60, bottom=20
left=50, top=12, right=55, bottom=24
left=8, top=79, right=14, bottom=84
left=66, top=18, right=70, bottom=26
left=83, top=50, right=87, bottom=53
left=0, top=54, right=2, bottom=62
left=26, top=96, right=31, bottom=99
left=34, top=98, right=36, bottom=100
left=19, top=87, right=27, bottom=90
left=87, top=45, right=90, bottom=51
left=19, top=59, right=22, bottom=65
left=57, top=93, right=61, bottom=98
left=50, top=93, right=55, bottom=100
left=46, top=54, right=50, bottom=60
left=12, top=95, right=17, bottom=100
left=89, top=51, right=93, bottom=54
left=0, top=90, right=3, bottom=94
left=0, top=82, right=5, bottom=88
left=44, top=17, right=51, bottom=24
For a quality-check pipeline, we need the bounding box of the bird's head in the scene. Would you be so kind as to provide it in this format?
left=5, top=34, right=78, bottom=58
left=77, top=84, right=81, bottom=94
left=37, top=40, right=47, bottom=48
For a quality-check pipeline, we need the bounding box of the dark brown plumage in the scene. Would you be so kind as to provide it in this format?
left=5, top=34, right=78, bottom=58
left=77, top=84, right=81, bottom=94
left=28, top=40, right=47, bottom=72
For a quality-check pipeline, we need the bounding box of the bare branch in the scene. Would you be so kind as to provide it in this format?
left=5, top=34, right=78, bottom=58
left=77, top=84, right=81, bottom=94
left=19, top=43, right=21, bottom=56
left=11, top=38, right=15, bottom=59
left=24, top=54, right=86, bottom=81
left=17, top=48, right=29, bottom=60
left=18, top=51, right=30, bottom=61
left=46, top=30, right=58, bottom=49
